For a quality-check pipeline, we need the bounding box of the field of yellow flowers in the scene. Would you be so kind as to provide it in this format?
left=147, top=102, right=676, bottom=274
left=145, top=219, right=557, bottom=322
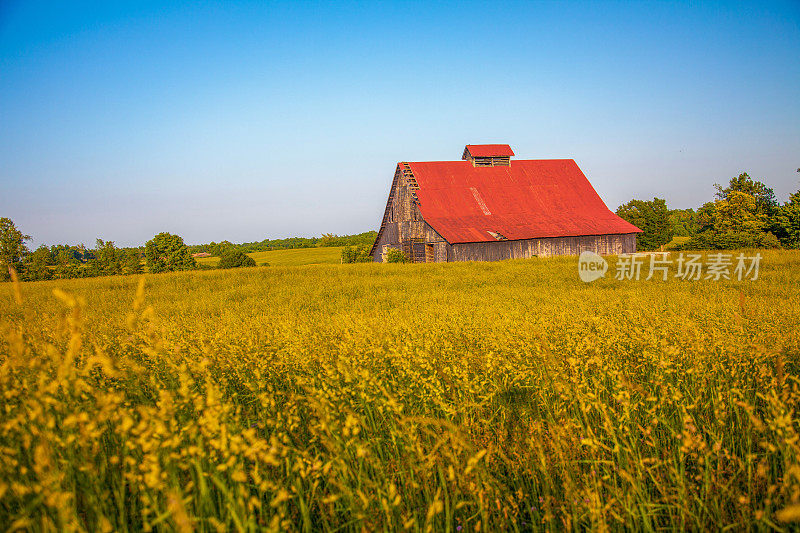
left=1, top=250, right=799, bottom=531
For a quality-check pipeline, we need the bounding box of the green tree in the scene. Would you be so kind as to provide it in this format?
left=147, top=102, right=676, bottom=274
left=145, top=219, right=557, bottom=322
left=218, top=249, right=257, bottom=269
left=694, top=201, right=716, bottom=235
left=22, top=245, right=54, bottom=281
left=124, top=249, right=143, bottom=274
left=615, top=198, right=674, bottom=251
left=685, top=195, right=777, bottom=249
left=51, top=245, right=83, bottom=263
left=89, top=239, right=123, bottom=276
left=713, top=192, right=767, bottom=235
left=210, top=240, right=234, bottom=257
left=775, top=189, right=800, bottom=249
left=318, top=233, right=336, bottom=247
left=714, top=173, right=777, bottom=214
left=685, top=173, right=781, bottom=249
left=0, top=217, right=31, bottom=281
left=714, top=172, right=785, bottom=240
left=145, top=233, right=197, bottom=273
left=55, top=249, right=81, bottom=279
left=668, top=208, right=697, bottom=237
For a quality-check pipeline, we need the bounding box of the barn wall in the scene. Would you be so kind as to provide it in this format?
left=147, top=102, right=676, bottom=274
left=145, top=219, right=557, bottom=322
left=370, top=165, right=404, bottom=262
left=370, top=222, right=399, bottom=262
left=447, top=233, right=637, bottom=262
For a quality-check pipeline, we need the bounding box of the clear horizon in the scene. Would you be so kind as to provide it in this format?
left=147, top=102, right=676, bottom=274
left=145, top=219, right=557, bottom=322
left=1, top=0, right=799, bottom=248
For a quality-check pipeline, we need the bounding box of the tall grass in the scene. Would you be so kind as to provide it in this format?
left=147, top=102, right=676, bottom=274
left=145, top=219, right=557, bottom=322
left=1, top=251, right=799, bottom=531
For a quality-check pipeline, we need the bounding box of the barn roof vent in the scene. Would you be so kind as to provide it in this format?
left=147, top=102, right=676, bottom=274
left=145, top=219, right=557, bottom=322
left=462, top=144, right=515, bottom=167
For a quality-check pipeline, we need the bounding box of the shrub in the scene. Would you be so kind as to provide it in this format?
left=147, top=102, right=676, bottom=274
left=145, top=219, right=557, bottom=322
left=341, top=245, right=372, bottom=264
left=679, top=230, right=780, bottom=250
left=385, top=248, right=409, bottom=263
left=219, top=249, right=257, bottom=269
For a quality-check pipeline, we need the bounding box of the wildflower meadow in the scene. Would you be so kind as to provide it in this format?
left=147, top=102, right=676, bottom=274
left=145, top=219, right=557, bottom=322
left=1, top=250, right=799, bottom=531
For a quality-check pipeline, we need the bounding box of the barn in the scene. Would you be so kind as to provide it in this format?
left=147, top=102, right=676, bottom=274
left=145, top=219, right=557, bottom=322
left=370, top=144, right=641, bottom=263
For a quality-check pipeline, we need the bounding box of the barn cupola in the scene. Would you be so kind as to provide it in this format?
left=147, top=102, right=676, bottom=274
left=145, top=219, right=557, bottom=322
left=462, top=144, right=515, bottom=167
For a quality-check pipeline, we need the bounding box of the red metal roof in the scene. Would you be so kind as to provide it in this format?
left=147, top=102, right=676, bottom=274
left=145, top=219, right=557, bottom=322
left=407, top=159, right=641, bottom=244
left=465, top=144, right=515, bottom=158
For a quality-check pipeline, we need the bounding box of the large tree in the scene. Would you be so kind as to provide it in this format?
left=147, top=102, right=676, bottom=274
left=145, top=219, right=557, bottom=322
left=89, top=239, right=124, bottom=276
left=55, top=249, right=81, bottom=279
left=776, top=189, right=800, bottom=249
left=145, top=232, right=196, bottom=273
left=22, top=245, right=54, bottom=281
left=209, top=240, right=235, bottom=257
left=686, top=173, right=781, bottom=249
left=0, top=217, right=31, bottom=281
left=714, top=173, right=777, bottom=214
left=668, top=208, right=697, bottom=237
left=615, top=198, right=674, bottom=251
left=714, top=172, right=785, bottom=241
left=124, top=249, right=143, bottom=274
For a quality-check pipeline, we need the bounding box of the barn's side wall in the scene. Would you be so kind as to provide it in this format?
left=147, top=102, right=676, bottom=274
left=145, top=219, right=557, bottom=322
left=447, top=233, right=637, bottom=262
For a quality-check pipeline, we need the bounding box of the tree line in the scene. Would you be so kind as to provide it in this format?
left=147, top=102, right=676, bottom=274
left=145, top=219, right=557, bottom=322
left=189, top=231, right=377, bottom=256
left=0, top=228, right=190, bottom=282
left=0, top=223, right=446, bottom=275
left=615, top=171, right=800, bottom=251
left=0, top=227, right=375, bottom=282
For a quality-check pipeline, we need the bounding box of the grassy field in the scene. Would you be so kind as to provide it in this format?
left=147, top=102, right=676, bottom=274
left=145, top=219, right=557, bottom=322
left=1, top=251, right=799, bottom=531
left=666, top=236, right=691, bottom=249
left=196, top=247, right=344, bottom=268
left=664, top=236, right=691, bottom=250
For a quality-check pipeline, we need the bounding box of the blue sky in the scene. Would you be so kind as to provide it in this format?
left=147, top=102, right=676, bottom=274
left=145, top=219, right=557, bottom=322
left=1, top=1, right=798, bottom=247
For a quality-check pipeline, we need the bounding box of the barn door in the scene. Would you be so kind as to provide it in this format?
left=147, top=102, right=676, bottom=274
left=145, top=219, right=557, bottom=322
left=425, top=243, right=434, bottom=263
left=411, top=242, right=426, bottom=263
left=401, top=241, right=413, bottom=260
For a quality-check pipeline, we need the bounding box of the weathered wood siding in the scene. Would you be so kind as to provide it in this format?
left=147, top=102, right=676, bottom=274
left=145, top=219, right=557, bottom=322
left=447, top=233, right=636, bottom=262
